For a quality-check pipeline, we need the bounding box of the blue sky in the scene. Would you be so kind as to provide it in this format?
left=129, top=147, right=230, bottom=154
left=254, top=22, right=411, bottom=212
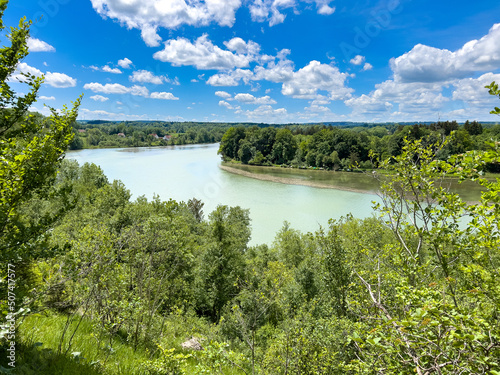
left=5, top=0, right=500, bottom=123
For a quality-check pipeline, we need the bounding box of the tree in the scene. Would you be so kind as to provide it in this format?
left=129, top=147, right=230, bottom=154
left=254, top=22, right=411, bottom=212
left=485, top=81, right=500, bottom=115
left=0, top=0, right=82, bottom=262
left=195, top=205, right=250, bottom=322
left=238, top=140, right=254, bottom=164
left=349, top=137, right=500, bottom=373
left=271, top=129, right=297, bottom=165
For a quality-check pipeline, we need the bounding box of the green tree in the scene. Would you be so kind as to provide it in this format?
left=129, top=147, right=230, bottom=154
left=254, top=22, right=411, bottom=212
left=238, top=140, right=254, bottom=164
left=271, top=129, right=297, bottom=165
left=0, top=0, right=81, bottom=262
left=195, top=205, right=250, bottom=322
left=486, top=81, right=500, bottom=115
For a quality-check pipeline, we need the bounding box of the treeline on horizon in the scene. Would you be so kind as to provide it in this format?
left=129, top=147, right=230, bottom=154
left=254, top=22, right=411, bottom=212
left=219, top=120, right=500, bottom=172
left=70, top=119, right=499, bottom=160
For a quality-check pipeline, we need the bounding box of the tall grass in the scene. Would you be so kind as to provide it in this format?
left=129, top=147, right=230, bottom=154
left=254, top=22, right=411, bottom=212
left=1, top=311, right=245, bottom=374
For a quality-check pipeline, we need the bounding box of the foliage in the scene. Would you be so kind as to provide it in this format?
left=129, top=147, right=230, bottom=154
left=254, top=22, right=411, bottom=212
left=486, top=81, right=500, bottom=115
left=218, top=121, right=499, bottom=171
left=0, top=1, right=81, bottom=263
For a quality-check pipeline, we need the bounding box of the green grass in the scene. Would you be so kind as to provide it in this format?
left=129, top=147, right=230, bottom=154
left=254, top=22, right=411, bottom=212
left=0, top=311, right=246, bottom=374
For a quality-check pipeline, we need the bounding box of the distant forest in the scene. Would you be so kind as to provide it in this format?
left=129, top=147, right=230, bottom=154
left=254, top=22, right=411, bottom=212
left=218, top=120, right=500, bottom=172
left=71, top=120, right=500, bottom=172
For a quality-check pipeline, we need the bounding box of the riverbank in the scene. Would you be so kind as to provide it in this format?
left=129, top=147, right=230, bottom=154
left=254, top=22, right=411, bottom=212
left=219, top=163, right=381, bottom=195
left=219, top=163, right=492, bottom=203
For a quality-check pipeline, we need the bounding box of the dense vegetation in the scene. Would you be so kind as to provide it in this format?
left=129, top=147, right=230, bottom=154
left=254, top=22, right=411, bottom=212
left=218, top=121, right=500, bottom=172
left=1, top=3, right=500, bottom=374
left=69, top=121, right=232, bottom=149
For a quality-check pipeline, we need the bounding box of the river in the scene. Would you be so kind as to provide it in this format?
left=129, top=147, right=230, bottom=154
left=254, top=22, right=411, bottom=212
left=67, top=144, right=384, bottom=245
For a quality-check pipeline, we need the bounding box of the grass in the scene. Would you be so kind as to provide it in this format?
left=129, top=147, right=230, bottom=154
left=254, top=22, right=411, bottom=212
left=0, top=311, right=246, bottom=374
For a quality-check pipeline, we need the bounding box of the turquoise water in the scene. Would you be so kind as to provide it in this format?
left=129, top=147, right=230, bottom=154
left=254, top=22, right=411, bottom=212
left=66, top=144, right=384, bottom=246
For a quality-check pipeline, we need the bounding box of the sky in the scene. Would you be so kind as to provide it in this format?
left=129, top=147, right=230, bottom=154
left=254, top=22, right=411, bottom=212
left=4, top=0, right=500, bottom=124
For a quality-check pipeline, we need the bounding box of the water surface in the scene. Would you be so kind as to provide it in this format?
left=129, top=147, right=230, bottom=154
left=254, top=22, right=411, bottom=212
left=67, top=144, right=382, bottom=245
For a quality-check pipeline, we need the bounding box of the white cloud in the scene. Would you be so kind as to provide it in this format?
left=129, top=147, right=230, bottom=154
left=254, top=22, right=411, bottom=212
left=249, top=0, right=335, bottom=26
left=90, top=95, right=109, bottom=102
left=234, top=93, right=276, bottom=104
left=363, top=62, right=373, bottom=71
left=27, top=37, right=55, bottom=52
left=11, top=63, right=76, bottom=88
left=391, top=23, right=500, bottom=83
left=207, top=69, right=253, bottom=86
left=118, top=58, right=133, bottom=69
left=242, top=104, right=288, bottom=121
left=79, top=108, right=150, bottom=121
left=317, top=3, right=335, bottom=15
left=223, top=37, right=260, bottom=55
left=215, top=91, right=232, bottom=98
left=345, top=94, right=393, bottom=114
left=130, top=70, right=168, bottom=84
left=253, top=53, right=294, bottom=82
left=84, top=82, right=150, bottom=97
left=150, top=91, right=179, bottom=100
left=281, top=60, right=352, bottom=100
left=90, top=0, right=241, bottom=46
left=343, top=79, right=452, bottom=120
left=102, top=65, right=122, bottom=74
left=153, top=35, right=255, bottom=70
left=45, top=72, right=77, bottom=88
left=141, top=24, right=162, bottom=47
left=39, top=95, right=55, bottom=101
left=11, top=62, right=43, bottom=80
left=90, top=0, right=336, bottom=46
left=219, top=100, right=234, bottom=109
left=350, top=55, right=365, bottom=65
left=452, top=72, right=500, bottom=108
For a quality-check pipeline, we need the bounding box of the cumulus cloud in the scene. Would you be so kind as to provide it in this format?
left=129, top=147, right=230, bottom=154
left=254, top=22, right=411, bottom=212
left=130, top=70, right=168, bottom=84
left=79, top=108, right=150, bottom=121
left=11, top=63, right=76, bottom=88
left=27, top=37, right=55, bottom=52
left=44, top=72, right=77, bottom=88
left=344, top=79, right=451, bottom=120
left=234, top=93, right=276, bottom=104
left=84, top=82, right=150, bottom=97
left=391, top=23, right=500, bottom=83
left=39, top=96, right=56, bottom=100
left=10, top=62, right=43, bottom=80
left=253, top=52, right=294, bottom=82
left=150, top=91, right=179, bottom=100
left=223, top=37, right=261, bottom=55
left=153, top=35, right=255, bottom=70
left=317, top=3, right=335, bottom=15
left=363, top=62, right=373, bottom=71
left=249, top=0, right=335, bottom=26
left=350, top=55, right=365, bottom=65
left=281, top=60, right=352, bottom=100
left=90, top=0, right=241, bottom=46
left=242, top=104, right=288, bottom=121
left=452, top=72, right=500, bottom=107
left=118, top=58, right=133, bottom=69
left=215, top=91, right=232, bottom=98
left=90, top=95, right=109, bottom=102
left=90, top=0, right=336, bottom=46
left=207, top=69, right=254, bottom=86
left=102, top=65, right=122, bottom=74
left=219, top=100, right=235, bottom=109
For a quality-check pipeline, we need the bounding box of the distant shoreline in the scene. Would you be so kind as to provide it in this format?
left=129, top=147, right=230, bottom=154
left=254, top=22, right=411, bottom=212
left=219, top=164, right=379, bottom=195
